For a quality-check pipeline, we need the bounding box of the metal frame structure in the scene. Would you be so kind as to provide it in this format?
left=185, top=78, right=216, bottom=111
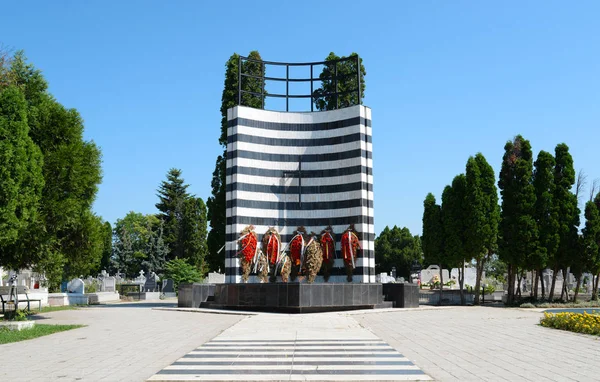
left=238, top=55, right=361, bottom=112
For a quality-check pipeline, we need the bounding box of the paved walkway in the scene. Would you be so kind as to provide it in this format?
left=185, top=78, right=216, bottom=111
left=3, top=302, right=600, bottom=381
left=148, top=313, right=431, bottom=381
left=0, top=301, right=244, bottom=382
left=355, top=306, right=600, bottom=381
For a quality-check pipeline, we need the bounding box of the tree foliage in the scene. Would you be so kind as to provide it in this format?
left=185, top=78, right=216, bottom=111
left=422, top=193, right=444, bottom=267
left=314, top=52, right=366, bottom=111
left=181, top=197, right=209, bottom=273
left=498, top=135, right=538, bottom=303
left=0, top=86, right=44, bottom=261
left=163, top=258, right=203, bottom=290
left=375, top=226, right=421, bottom=279
left=442, top=175, right=467, bottom=270
left=156, top=168, right=189, bottom=261
left=0, top=51, right=102, bottom=287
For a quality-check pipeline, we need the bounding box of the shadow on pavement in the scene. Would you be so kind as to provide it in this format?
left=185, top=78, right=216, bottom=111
left=86, top=301, right=178, bottom=309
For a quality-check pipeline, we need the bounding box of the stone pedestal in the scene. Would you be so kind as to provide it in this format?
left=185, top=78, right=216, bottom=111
left=382, top=283, right=419, bottom=308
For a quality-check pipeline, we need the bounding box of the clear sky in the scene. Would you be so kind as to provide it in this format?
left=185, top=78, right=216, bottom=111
left=1, top=1, right=599, bottom=236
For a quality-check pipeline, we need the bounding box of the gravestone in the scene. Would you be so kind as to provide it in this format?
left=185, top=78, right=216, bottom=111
left=135, top=270, right=146, bottom=285
left=102, top=276, right=116, bottom=293
left=421, top=265, right=449, bottom=285
left=144, top=272, right=159, bottom=292
left=67, top=278, right=85, bottom=294
left=162, top=279, right=175, bottom=293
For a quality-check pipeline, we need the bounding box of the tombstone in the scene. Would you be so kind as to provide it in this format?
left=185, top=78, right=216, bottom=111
left=421, top=265, right=449, bottom=285
left=206, top=272, right=225, bottom=284
left=144, top=272, right=159, bottom=292
left=135, top=270, right=146, bottom=285
left=67, top=278, right=85, bottom=294
left=162, top=279, right=175, bottom=294
left=102, top=276, right=116, bottom=293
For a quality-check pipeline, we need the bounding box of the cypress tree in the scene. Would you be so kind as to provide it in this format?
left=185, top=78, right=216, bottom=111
left=422, top=193, right=444, bottom=303
left=498, top=135, right=537, bottom=304
left=532, top=151, right=559, bottom=299
left=181, top=197, right=209, bottom=273
left=442, top=175, right=467, bottom=304
left=549, top=144, right=579, bottom=300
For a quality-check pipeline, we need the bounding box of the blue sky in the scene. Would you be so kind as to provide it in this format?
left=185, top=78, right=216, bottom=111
left=1, top=1, right=599, bottom=235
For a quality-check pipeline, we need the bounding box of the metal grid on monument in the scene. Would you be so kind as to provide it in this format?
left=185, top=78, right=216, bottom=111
left=237, top=55, right=362, bottom=112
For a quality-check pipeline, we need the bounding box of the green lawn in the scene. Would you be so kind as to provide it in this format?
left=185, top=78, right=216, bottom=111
left=0, top=324, right=84, bottom=344
left=36, top=305, right=83, bottom=314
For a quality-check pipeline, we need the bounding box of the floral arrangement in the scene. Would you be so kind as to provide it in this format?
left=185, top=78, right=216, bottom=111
left=304, top=232, right=323, bottom=283
left=340, top=224, right=361, bottom=282
left=289, top=226, right=308, bottom=281
left=237, top=225, right=258, bottom=283
left=263, top=227, right=281, bottom=282
left=320, top=226, right=336, bottom=282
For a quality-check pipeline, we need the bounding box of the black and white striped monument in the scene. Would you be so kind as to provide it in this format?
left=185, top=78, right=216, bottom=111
left=224, top=55, right=374, bottom=285
left=179, top=55, right=418, bottom=312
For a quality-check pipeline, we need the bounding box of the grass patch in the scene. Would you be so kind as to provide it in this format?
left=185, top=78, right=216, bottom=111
left=36, top=305, right=83, bottom=314
left=0, top=324, right=84, bottom=344
left=540, top=312, right=600, bottom=336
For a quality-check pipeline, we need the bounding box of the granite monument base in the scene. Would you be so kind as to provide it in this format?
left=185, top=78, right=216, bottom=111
left=382, top=283, right=420, bottom=308
left=178, top=283, right=215, bottom=308
left=199, top=283, right=385, bottom=313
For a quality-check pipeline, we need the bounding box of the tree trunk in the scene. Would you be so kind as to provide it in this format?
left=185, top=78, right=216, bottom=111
left=474, top=258, right=484, bottom=305
left=593, top=273, right=600, bottom=301
left=533, top=269, right=539, bottom=300
left=438, top=264, right=443, bottom=306
left=573, top=272, right=582, bottom=303
left=540, top=270, right=546, bottom=299
left=506, top=264, right=514, bottom=305
left=549, top=266, right=558, bottom=301
left=458, top=261, right=466, bottom=305
left=516, top=270, right=522, bottom=299
left=561, top=268, right=569, bottom=302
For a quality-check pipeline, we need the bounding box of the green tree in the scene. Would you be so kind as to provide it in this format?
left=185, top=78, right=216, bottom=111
left=465, top=154, right=500, bottom=305
left=549, top=144, right=579, bottom=300
left=207, top=51, right=265, bottom=273
left=532, top=150, right=558, bottom=299
left=313, top=52, right=366, bottom=111
left=0, top=52, right=102, bottom=286
left=442, top=174, right=467, bottom=304
left=112, top=212, right=165, bottom=277
left=163, top=258, right=203, bottom=291
left=0, top=86, right=44, bottom=269
left=375, top=226, right=422, bottom=279
left=181, top=197, right=209, bottom=273
left=498, top=135, right=537, bottom=304
left=156, top=168, right=189, bottom=260
left=422, top=193, right=444, bottom=303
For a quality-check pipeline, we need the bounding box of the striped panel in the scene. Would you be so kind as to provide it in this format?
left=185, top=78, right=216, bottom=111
left=225, top=105, right=375, bottom=284
left=147, top=339, right=431, bottom=381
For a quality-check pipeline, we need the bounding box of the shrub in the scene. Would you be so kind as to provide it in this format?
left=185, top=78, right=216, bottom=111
left=520, top=303, right=535, bottom=308
left=540, top=312, right=600, bottom=336
left=163, top=258, right=203, bottom=291
left=4, top=309, right=29, bottom=321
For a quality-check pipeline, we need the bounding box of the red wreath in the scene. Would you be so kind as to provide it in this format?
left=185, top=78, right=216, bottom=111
left=320, top=231, right=335, bottom=264
left=238, top=231, right=257, bottom=263
left=266, top=234, right=279, bottom=265
left=341, top=229, right=361, bottom=264
left=290, top=233, right=305, bottom=267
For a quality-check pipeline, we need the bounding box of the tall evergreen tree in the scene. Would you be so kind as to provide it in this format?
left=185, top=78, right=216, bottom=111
left=0, top=86, right=44, bottom=268
left=465, top=154, right=500, bottom=304
left=532, top=150, right=558, bottom=298
left=423, top=193, right=444, bottom=303
left=156, top=168, right=189, bottom=261
left=98, top=221, right=112, bottom=273
left=181, top=197, right=209, bottom=273
left=441, top=175, right=467, bottom=304
left=207, top=51, right=265, bottom=272
left=314, top=52, right=366, bottom=111
left=498, top=135, right=537, bottom=304
left=549, top=143, right=579, bottom=300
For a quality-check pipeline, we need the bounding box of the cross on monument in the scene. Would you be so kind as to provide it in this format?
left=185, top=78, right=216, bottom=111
left=283, top=156, right=302, bottom=208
